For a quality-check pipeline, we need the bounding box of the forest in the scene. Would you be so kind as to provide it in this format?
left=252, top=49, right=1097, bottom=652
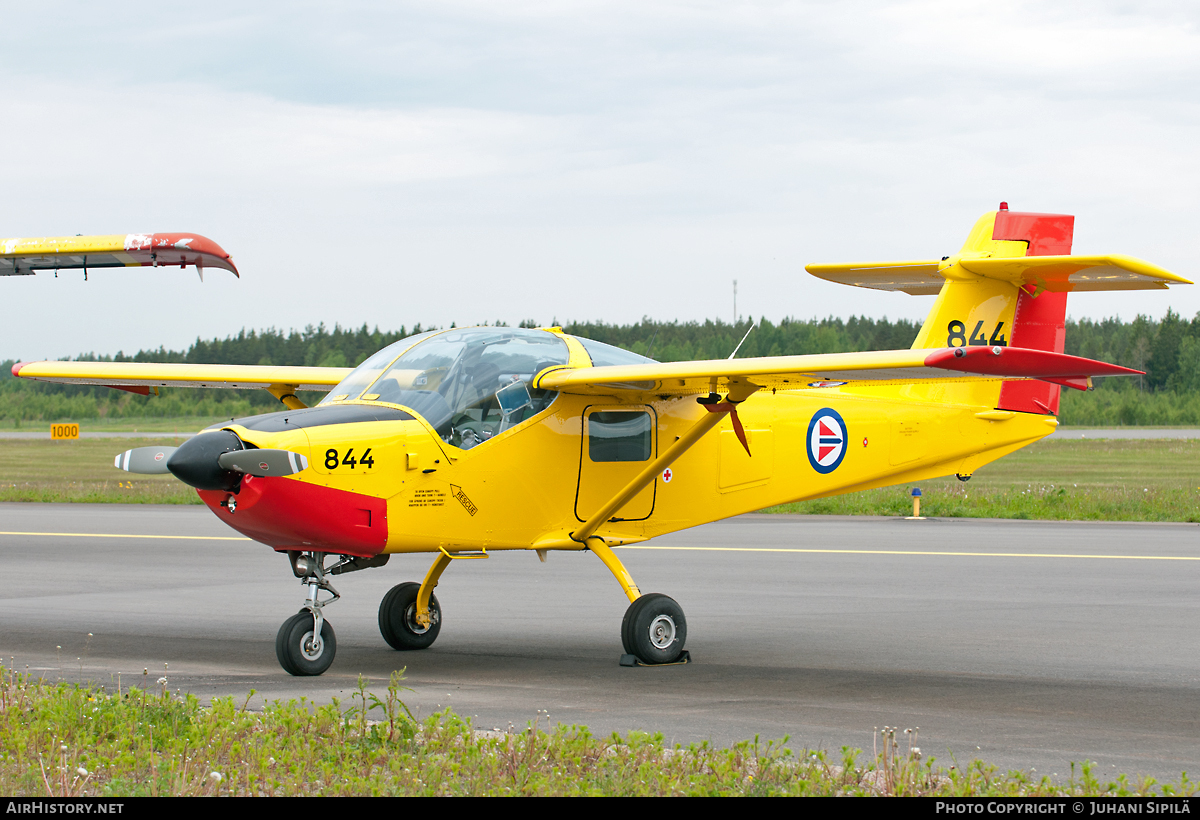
left=5, top=310, right=1200, bottom=426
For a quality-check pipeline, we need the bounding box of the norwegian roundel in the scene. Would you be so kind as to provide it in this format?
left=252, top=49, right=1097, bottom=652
left=806, top=408, right=847, bottom=474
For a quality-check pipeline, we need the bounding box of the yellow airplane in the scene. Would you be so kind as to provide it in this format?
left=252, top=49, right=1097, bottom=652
left=9, top=206, right=1190, bottom=676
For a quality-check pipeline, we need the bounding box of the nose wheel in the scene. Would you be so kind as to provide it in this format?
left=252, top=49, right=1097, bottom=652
left=276, top=611, right=337, bottom=676
left=621, top=593, right=687, bottom=664
left=276, top=551, right=342, bottom=676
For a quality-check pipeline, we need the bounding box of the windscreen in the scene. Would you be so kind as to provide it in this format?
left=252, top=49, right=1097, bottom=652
left=576, top=337, right=657, bottom=367
left=322, top=327, right=568, bottom=450
left=319, top=330, right=441, bottom=403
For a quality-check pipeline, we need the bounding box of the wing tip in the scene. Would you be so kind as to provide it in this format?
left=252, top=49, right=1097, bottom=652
left=148, top=233, right=240, bottom=278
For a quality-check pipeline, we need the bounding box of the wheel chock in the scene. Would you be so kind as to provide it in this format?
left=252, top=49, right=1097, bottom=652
left=619, top=650, right=691, bottom=667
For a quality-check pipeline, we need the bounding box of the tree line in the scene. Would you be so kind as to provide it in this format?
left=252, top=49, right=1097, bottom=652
left=3, top=311, right=1199, bottom=425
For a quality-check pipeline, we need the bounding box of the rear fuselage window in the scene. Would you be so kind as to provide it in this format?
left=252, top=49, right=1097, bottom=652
left=589, top=411, right=652, bottom=462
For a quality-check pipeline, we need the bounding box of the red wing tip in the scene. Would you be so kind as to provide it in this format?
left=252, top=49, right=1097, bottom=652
left=11, top=361, right=27, bottom=377
left=146, top=233, right=239, bottom=277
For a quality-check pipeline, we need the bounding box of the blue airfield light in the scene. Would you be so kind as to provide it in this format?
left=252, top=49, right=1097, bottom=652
left=908, top=487, right=924, bottom=519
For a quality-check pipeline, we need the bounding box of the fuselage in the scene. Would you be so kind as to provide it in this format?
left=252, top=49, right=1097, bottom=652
left=195, top=365, right=1056, bottom=557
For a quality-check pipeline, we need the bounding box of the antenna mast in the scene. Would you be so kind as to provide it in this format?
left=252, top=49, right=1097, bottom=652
left=728, top=318, right=759, bottom=360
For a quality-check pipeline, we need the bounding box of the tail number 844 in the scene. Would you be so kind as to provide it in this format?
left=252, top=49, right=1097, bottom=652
left=323, top=448, right=376, bottom=470
left=947, top=320, right=1007, bottom=347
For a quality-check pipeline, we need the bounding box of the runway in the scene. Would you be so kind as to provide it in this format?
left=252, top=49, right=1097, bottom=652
left=1, top=502, right=1197, bottom=781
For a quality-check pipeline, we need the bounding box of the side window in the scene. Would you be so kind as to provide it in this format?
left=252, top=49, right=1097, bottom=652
left=588, top=411, right=652, bottom=462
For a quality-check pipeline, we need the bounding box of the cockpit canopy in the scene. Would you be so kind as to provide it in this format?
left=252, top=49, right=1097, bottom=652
left=320, top=327, right=571, bottom=450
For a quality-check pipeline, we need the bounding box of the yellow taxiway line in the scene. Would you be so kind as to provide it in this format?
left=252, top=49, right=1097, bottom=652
left=0, top=531, right=251, bottom=541
left=615, top=545, right=1200, bottom=561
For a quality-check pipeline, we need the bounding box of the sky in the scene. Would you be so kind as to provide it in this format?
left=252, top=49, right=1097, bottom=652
left=2, top=1, right=1198, bottom=360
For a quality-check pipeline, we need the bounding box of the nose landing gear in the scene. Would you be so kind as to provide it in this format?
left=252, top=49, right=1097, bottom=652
left=276, top=552, right=342, bottom=676
left=276, top=610, right=337, bottom=676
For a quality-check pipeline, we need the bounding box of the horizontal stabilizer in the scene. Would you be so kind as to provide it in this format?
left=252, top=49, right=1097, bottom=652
left=0, top=233, right=238, bottom=277
left=806, top=254, right=1189, bottom=295
left=959, top=254, right=1191, bottom=293
left=805, top=260, right=945, bottom=295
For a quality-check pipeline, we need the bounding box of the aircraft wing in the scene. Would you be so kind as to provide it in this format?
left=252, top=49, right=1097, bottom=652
left=0, top=233, right=238, bottom=276
left=11, top=361, right=349, bottom=393
left=536, top=347, right=1142, bottom=396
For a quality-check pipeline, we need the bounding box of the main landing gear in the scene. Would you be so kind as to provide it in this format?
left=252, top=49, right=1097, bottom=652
left=377, top=548, right=454, bottom=651
left=621, top=593, right=687, bottom=665
left=378, top=582, right=441, bottom=650
left=369, top=547, right=689, bottom=666
left=582, top=537, right=690, bottom=665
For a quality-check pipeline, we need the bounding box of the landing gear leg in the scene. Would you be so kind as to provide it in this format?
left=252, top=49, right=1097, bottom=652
left=276, top=552, right=340, bottom=676
left=585, top=537, right=689, bottom=665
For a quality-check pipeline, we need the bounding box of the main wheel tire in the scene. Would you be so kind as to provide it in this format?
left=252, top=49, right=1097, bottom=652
left=621, top=593, right=687, bottom=664
left=275, top=611, right=337, bottom=676
left=378, top=582, right=442, bottom=650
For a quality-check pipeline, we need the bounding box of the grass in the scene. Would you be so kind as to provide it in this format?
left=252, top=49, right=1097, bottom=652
left=0, top=438, right=201, bottom=504
left=0, top=416, right=226, bottom=433
left=765, top=438, right=1200, bottom=522
left=5, top=436, right=1200, bottom=517
left=0, top=667, right=1191, bottom=798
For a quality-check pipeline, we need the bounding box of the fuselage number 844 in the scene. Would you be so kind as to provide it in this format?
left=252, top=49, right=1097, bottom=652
left=325, top=448, right=375, bottom=470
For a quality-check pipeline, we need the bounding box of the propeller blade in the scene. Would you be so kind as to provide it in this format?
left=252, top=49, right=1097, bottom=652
left=217, top=449, right=309, bottom=477
left=114, top=446, right=178, bottom=474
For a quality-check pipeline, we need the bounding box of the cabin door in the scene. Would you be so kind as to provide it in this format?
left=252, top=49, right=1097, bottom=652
left=574, top=405, right=657, bottom=523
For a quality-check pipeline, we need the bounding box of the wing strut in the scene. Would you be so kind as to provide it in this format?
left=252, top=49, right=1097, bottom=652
left=267, top=383, right=308, bottom=410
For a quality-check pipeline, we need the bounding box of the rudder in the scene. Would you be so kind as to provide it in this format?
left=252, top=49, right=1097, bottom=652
left=992, top=209, right=1074, bottom=414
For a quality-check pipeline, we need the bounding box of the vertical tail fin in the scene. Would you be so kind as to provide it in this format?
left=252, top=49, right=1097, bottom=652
left=908, top=207, right=1074, bottom=414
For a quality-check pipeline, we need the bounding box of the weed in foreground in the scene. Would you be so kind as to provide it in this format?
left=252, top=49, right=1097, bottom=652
left=0, top=663, right=1193, bottom=797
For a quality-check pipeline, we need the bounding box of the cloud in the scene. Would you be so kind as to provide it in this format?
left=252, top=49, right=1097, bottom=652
left=1, top=1, right=1197, bottom=359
